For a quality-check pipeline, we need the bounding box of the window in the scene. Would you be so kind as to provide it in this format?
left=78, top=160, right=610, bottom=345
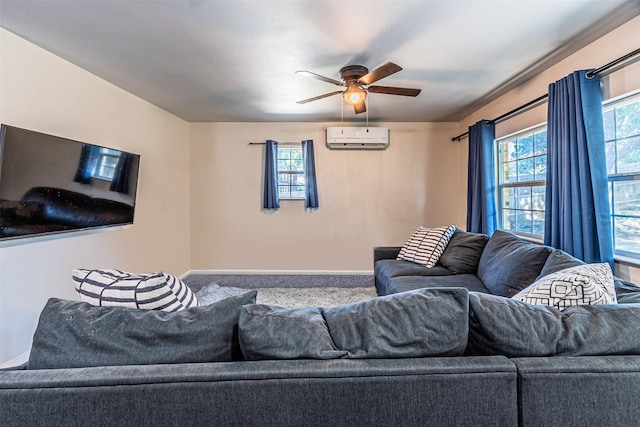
left=494, top=90, right=640, bottom=258
left=277, top=144, right=305, bottom=199
left=92, top=148, right=121, bottom=181
left=604, top=91, right=640, bottom=256
left=496, top=125, right=547, bottom=237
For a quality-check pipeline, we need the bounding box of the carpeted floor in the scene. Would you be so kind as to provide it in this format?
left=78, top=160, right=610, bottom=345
left=256, top=286, right=378, bottom=307
left=183, top=273, right=375, bottom=289
left=185, top=274, right=379, bottom=307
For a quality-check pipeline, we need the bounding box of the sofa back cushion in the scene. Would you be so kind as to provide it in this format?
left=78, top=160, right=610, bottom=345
left=28, top=291, right=257, bottom=369
left=238, top=288, right=469, bottom=360
left=477, top=230, right=552, bottom=297
left=536, top=248, right=585, bottom=279
left=439, top=230, right=489, bottom=274
left=467, top=291, right=640, bottom=357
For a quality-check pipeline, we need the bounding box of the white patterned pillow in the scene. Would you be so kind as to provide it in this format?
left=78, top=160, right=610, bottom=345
left=73, top=269, right=198, bottom=312
left=397, top=225, right=457, bottom=268
left=512, top=263, right=617, bottom=310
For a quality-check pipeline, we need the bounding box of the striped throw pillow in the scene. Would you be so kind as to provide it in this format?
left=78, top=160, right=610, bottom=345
left=73, top=269, right=198, bottom=312
left=397, top=225, right=457, bottom=268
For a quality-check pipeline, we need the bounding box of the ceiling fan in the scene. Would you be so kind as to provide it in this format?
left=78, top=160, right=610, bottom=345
left=296, top=62, right=421, bottom=114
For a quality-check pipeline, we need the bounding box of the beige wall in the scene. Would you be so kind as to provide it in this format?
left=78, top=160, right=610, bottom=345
left=0, top=29, right=191, bottom=364
left=457, top=16, right=640, bottom=282
left=189, top=122, right=462, bottom=271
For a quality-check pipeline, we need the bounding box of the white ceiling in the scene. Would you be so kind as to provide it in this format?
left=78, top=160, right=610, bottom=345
left=1, top=0, right=638, bottom=122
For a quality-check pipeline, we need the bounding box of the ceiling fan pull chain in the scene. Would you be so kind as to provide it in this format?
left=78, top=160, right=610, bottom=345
left=366, top=97, right=369, bottom=130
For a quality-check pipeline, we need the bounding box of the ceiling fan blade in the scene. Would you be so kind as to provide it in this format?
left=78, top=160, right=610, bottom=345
left=295, top=70, right=344, bottom=86
left=368, top=86, right=422, bottom=97
left=296, top=91, right=343, bottom=104
left=358, top=62, right=402, bottom=85
left=353, top=101, right=366, bottom=114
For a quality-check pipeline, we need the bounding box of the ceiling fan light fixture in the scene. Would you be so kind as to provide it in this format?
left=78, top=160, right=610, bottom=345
left=342, top=85, right=367, bottom=105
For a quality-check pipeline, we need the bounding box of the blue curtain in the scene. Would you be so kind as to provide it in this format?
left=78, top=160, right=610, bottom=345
left=302, top=140, right=319, bottom=209
left=263, top=140, right=279, bottom=209
left=466, top=120, right=497, bottom=235
left=544, top=70, right=613, bottom=266
left=73, top=145, right=99, bottom=184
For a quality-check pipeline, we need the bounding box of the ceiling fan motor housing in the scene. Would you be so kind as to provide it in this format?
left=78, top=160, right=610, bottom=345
left=339, top=65, right=369, bottom=82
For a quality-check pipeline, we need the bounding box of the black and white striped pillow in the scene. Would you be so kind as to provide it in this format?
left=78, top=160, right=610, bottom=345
left=73, top=269, right=198, bottom=312
left=397, top=225, right=457, bottom=268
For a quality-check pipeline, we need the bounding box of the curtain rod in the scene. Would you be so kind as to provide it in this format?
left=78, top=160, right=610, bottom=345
left=451, top=47, right=640, bottom=142
left=248, top=142, right=300, bottom=145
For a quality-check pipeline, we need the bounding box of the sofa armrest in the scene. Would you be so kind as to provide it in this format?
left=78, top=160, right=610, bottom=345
left=374, top=246, right=402, bottom=265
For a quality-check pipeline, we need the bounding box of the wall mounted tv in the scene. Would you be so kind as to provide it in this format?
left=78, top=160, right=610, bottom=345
left=0, top=124, right=140, bottom=242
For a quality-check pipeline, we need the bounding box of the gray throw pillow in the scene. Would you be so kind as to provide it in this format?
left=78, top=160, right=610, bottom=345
left=28, top=291, right=257, bottom=369
left=438, top=230, right=489, bottom=274
left=477, top=230, right=552, bottom=297
left=536, top=248, right=585, bottom=279
left=238, top=305, right=348, bottom=360
left=467, top=292, right=640, bottom=357
left=323, top=287, right=469, bottom=358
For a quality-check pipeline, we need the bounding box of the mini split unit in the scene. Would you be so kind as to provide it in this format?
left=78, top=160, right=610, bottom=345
left=325, top=127, right=390, bottom=149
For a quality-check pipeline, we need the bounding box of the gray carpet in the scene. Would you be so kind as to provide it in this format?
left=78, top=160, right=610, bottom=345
left=194, top=283, right=378, bottom=307
left=183, top=273, right=374, bottom=290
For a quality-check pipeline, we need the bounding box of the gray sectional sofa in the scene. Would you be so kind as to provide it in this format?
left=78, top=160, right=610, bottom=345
left=2, top=229, right=640, bottom=426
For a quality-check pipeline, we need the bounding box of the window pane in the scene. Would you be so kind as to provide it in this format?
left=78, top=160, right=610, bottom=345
left=504, top=139, right=517, bottom=161
left=616, top=136, right=640, bottom=174
left=603, top=107, right=615, bottom=141
left=503, top=187, right=515, bottom=209
left=612, top=181, right=640, bottom=216
left=516, top=186, right=531, bottom=210
left=616, top=101, right=640, bottom=139
left=533, top=155, right=546, bottom=180
left=534, top=130, right=547, bottom=155
left=505, top=161, right=517, bottom=183
left=516, top=134, right=534, bottom=159
left=532, top=185, right=545, bottom=211
left=605, top=140, right=616, bottom=174
left=516, top=210, right=532, bottom=234
left=533, top=212, right=545, bottom=236
left=517, top=158, right=534, bottom=182
left=614, top=217, right=640, bottom=254
left=503, top=209, right=514, bottom=231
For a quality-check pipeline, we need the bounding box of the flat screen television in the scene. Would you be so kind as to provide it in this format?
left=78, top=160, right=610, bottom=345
left=0, top=124, right=140, bottom=242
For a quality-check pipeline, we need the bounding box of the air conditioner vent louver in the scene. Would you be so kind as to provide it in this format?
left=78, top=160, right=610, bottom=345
left=326, top=127, right=389, bottom=150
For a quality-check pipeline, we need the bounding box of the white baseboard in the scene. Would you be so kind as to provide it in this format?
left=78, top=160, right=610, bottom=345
left=182, top=269, right=373, bottom=278
left=0, top=351, right=29, bottom=368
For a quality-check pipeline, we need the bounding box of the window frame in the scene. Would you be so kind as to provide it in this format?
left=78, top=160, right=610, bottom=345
left=602, top=89, right=640, bottom=259
left=276, top=143, right=305, bottom=200
left=92, top=148, right=121, bottom=181
left=495, top=123, right=548, bottom=239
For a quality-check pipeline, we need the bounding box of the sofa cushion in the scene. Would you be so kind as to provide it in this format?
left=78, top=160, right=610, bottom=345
left=73, top=268, right=197, bottom=312
left=513, top=263, right=617, bottom=310
left=375, top=260, right=453, bottom=279
left=239, top=305, right=348, bottom=360
left=537, top=248, right=585, bottom=279
left=467, top=292, right=640, bottom=357
left=439, top=230, right=489, bottom=274
left=28, top=291, right=257, bottom=369
left=239, top=288, right=468, bottom=360
left=323, top=288, right=469, bottom=358
left=477, top=230, right=552, bottom=297
left=384, top=274, right=490, bottom=295
left=397, top=225, right=456, bottom=268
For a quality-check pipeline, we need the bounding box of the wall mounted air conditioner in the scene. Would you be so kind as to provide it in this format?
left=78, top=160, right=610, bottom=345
left=326, top=127, right=389, bottom=150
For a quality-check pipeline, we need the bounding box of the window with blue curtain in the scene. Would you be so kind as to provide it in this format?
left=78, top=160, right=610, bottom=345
left=263, top=139, right=318, bottom=210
